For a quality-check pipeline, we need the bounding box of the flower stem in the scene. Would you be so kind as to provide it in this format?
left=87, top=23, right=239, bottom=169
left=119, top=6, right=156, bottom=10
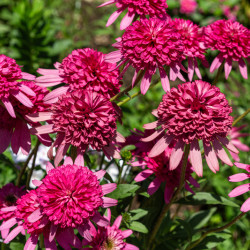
left=147, top=144, right=190, bottom=249
left=212, top=64, right=223, bottom=85
left=186, top=212, right=246, bottom=250
left=99, top=153, right=105, bottom=170
left=232, top=108, right=250, bottom=126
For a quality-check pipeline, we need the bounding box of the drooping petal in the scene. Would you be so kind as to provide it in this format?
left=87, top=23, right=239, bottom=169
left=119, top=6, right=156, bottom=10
left=32, top=179, right=43, bottom=187
left=141, top=128, right=164, bottom=142
left=210, top=53, right=224, bottom=73
left=194, top=58, right=202, bottom=79
left=170, top=140, right=185, bottom=170
left=134, top=169, right=154, bottom=182
left=106, top=8, right=124, bottom=27
left=164, top=185, right=175, bottom=203
left=26, top=112, right=52, bottom=122
left=228, top=183, right=250, bottom=197
left=217, top=136, right=239, bottom=154
left=149, top=135, right=173, bottom=157
left=94, top=170, right=106, bottom=179
left=140, top=70, right=152, bottom=95
left=64, top=156, right=73, bottom=165
left=241, top=197, right=250, bottom=212
left=98, top=0, right=116, bottom=7
left=43, top=86, right=69, bottom=104
left=19, top=84, right=36, bottom=97
left=124, top=243, right=139, bottom=250
left=228, top=173, right=250, bottom=182
left=104, top=50, right=123, bottom=64
left=30, top=124, right=54, bottom=135
left=0, top=128, right=12, bottom=154
left=212, top=139, right=233, bottom=166
left=12, top=91, right=33, bottom=108
left=92, top=212, right=109, bottom=227
left=102, top=183, right=117, bottom=195
left=147, top=177, right=161, bottom=195
left=0, top=217, right=18, bottom=230
left=21, top=72, right=36, bottom=80
left=190, top=139, right=203, bottom=177
left=27, top=208, right=43, bottom=223
left=2, top=99, right=16, bottom=118
left=159, top=67, right=170, bottom=92
left=238, top=58, right=248, bottom=79
left=224, top=57, right=232, bottom=79
left=44, top=237, right=57, bottom=250
left=113, top=215, right=122, bottom=228
left=120, top=11, right=135, bottom=30
left=54, top=143, right=70, bottom=167
left=102, top=197, right=118, bottom=208
left=203, top=142, right=219, bottom=173
left=187, top=57, right=194, bottom=81
left=4, top=226, right=24, bottom=244
left=74, top=154, right=84, bottom=167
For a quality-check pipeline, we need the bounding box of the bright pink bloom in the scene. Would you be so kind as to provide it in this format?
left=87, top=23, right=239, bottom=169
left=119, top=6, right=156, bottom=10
left=28, top=90, right=124, bottom=166
left=105, top=18, right=185, bottom=94
left=171, top=18, right=209, bottom=81
left=83, top=209, right=139, bottom=250
left=205, top=20, right=250, bottom=79
left=229, top=163, right=250, bottom=212
left=143, top=80, right=238, bottom=177
left=0, top=81, right=51, bottom=155
left=228, top=125, right=250, bottom=161
left=99, top=0, right=168, bottom=30
left=180, top=0, right=197, bottom=14
left=36, top=48, right=121, bottom=103
left=0, top=55, right=35, bottom=118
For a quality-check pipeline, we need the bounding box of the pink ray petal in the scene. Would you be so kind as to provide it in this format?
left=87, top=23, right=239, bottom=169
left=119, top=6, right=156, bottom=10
left=30, top=124, right=54, bottom=135
left=113, top=215, right=122, bottom=228
left=0, top=217, right=18, bottom=230
left=134, top=169, right=154, bottom=182
left=92, top=212, right=110, bottom=227
left=149, top=135, right=174, bottom=157
left=46, top=162, right=54, bottom=173
left=102, top=183, right=117, bottom=195
left=54, top=143, right=70, bottom=167
left=104, top=50, right=123, bottom=64
left=32, top=179, right=43, bottom=187
left=98, top=0, right=116, bottom=7
left=106, top=8, right=124, bottom=27
left=4, top=226, right=23, bottom=244
left=37, top=68, right=59, bottom=75
left=159, top=67, right=170, bottom=92
left=238, top=58, right=248, bottom=79
left=194, top=58, right=202, bottom=79
left=203, top=142, right=219, bottom=173
left=0, top=128, right=12, bottom=154
left=170, top=140, right=185, bottom=170
left=49, top=223, right=58, bottom=242
left=1, top=228, right=9, bottom=239
left=228, top=183, right=250, bottom=197
left=116, top=132, right=125, bottom=143
left=12, top=91, right=33, bottom=108
left=1, top=206, right=16, bottom=212
left=143, top=121, right=159, bottom=129
left=120, top=11, right=135, bottom=30
left=169, top=65, right=177, bottom=81
left=188, top=57, right=194, bottom=81
left=74, top=154, right=84, bottom=166
left=106, top=208, right=111, bottom=222
left=213, top=139, right=233, bottom=166
left=217, top=136, right=239, bottom=154
left=235, top=162, right=250, bottom=171
left=19, top=84, right=36, bottom=96
left=121, top=229, right=133, bottom=238
left=64, top=156, right=73, bottom=165
left=241, top=197, right=250, bottom=212
left=132, top=69, right=139, bottom=87
left=21, top=72, right=35, bottom=80
left=103, top=144, right=120, bottom=159
left=229, top=173, right=250, bottom=182
left=140, top=70, right=152, bottom=95
left=36, top=75, right=63, bottom=83
left=28, top=208, right=43, bottom=223
left=152, top=109, right=158, bottom=117
left=231, top=140, right=250, bottom=151
left=148, top=177, right=161, bottom=195
left=130, top=161, right=147, bottom=167
left=224, top=57, right=232, bottom=79
left=44, top=237, right=57, bottom=250
left=43, top=86, right=69, bottom=104
left=26, top=112, right=52, bottom=122
left=102, top=197, right=118, bottom=208
left=164, top=185, right=175, bottom=203
left=2, top=99, right=15, bottom=118
left=190, top=139, right=203, bottom=177
left=210, top=54, right=224, bottom=73
left=124, top=243, right=139, bottom=250
left=94, top=170, right=106, bottom=179
left=141, top=128, right=164, bottom=142
left=24, top=234, right=39, bottom=250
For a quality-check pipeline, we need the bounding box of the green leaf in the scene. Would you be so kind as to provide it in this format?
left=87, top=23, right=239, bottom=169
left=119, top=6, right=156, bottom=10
left=177, top=219, right=193, bottom=242
left=10, top=242, right=25, bottom=250
left=130, top=209, right=148, bottom=221
left=129, top=221, right=148, bottom=233
left=177, top=192, right=239, bottom=207
left=107, top=184, right=140, bottom=199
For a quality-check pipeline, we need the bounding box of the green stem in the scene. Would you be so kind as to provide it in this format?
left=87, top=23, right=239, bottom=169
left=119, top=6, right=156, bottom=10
left=212, top=64, right=223, bottom=85
left=186, top=212, right=246, bottom=250
left=117, top=161, right=125, bottom=184
left=232, top=108, right=250, bottom=126
left=99, top=153, right=105, bottom=170
left=148, top=144, right=190, bottom=249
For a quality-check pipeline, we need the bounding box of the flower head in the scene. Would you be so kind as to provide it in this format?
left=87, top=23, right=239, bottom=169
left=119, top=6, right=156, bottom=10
left=99, top=0, right=168, bottom=30
left=143, top=80, right=238, bottom=176
left=229, top=163, right=250, bottom=212
left=180, top=0, right=197, bottom=14
left=36, top=48, right=121, bottom=103
left=106, top=18, right=185, bottom=94
left=0, top=54, right=36, bottom=118
left=205, top=20, right=250, bottom=79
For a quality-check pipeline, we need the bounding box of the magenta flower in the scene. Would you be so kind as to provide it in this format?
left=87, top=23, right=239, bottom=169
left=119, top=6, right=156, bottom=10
left=205, top=20, right=250, bottom=79
left=229, top=163, right=250, bottom=212
left=83, top=208, right=138, bottom=250
left=105, top=18, right=185, bottom=94
left=180, top=0, right=197, bottom=14
left=228, top=125, right=250, bottom=162
left=171, top=18, right=209, bottom=81
left=143, top=80, right=238, bottom=177
left=99, top=0, right=168, bottom=30
left=28, top=90, right=124, bottom=166
left=0, top=55, right=36, bottom=118
left=0, top=81, right=51, bottom=155
left=36, top=48, right=121, bottom=103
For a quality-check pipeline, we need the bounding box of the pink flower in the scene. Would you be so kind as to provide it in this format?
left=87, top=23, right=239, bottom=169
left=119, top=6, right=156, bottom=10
left=228, top=125, right=250, bottom=161
left=0, top=55, right=36, bottom=118
left=229, top=163, right=250, bottom=212
left=105, top=18, right=185, bottom=95
left=205, top=20, right=250, bottom=79
left=83, top=209, right=139, bottom=250
left=28, top=90, right=124, bottom=166
left=180, top=0, right=197, bottom=14
left=36, top=48, right=121, bottom=103
left=143, top=80, right=238, bottom=177
left=99, top=0, right=168, bottom=30
left=171, top=18, right=209, bottom=81
left=0, top=81, right=51, bottom=155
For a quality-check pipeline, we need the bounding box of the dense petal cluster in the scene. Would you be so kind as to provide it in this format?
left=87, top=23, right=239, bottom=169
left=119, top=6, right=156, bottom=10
left=180, top=0, right=197, bottom=14
left=83, top=209, right=139, bottom=250
left=171, top=18, right=208, bottom=81
left=205, top=20, right=250, bottom=79
left=99, top=0, right=168, bottom=30
left=143, top=80, right=238, bottom=176
left=106, top=18, right=185, bottom=94
left=229, top=163, right=250, bottom=212
left=36, top=48, right=121, bottom=103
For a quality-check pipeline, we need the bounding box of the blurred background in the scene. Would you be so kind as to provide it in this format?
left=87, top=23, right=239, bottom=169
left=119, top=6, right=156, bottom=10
left=0, top=0, right=249, bottom=249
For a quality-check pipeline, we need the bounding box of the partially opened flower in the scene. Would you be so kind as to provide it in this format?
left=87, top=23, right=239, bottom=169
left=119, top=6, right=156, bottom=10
left=180, top=0, right=197, bottom=14
left=143, top=80, right=238, bottom=177
left=28, top=90, right=124, bottom=166
left=228, top=125, right=250, bottom=161
left=0, top=81, right=51, bottom=155
left=171, top=18, right=209, bottom=81
left=0, top=54, right=36, bottom=118
left=99, top=0, right=168, bottom=30
left=229, top=163, right=250, bottom=212
left=36, top=48, right=121, bottom=103
left=205, top=20, right=250, bottom=79
left=83, top=209, right=139, bottom=250
left=105, top=18, right=185, bottom=95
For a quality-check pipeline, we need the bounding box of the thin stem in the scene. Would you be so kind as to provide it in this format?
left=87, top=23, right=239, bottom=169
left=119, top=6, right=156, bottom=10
left=99, top=153, right=105, bottom=170
left=148, top=144, right=190, bottom=249
left=212, top=64, right=223, bottom=85
left=186, top=212, right=246, bottom=250
left=117, top=161, right=125, bottom=184
left=26, top=141, right=40, bottom=189
left=232, top=108, right=250, bottom=126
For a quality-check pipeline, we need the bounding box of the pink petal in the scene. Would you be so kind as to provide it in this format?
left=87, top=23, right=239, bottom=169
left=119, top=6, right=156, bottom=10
left=235, top=162, right=250, bottom=170
left=148, top=178, right=161, bottom=195
left=228, top=183, right=250, bottom=197
left=213, top=139, right=233, bottom=166
left=132, top=69, right=139, bottom=87
left=190, top=139, right=203, bottom=177
left=231, top=139, right=250, bottom=151
left=238, top=58, right=248, bottom=79
left=28, top=208, right=43, bottom=223
left=92, top=212, right=110, bottom=227
left=170, top=140, right=185, bottom=170
left=54, top=143, right=70, bottom=167
left=64, top=156, right=73, bottom=165
left=143, top=121, right=159, bottom=130
left=217, top=136, right=239, bottom=154
left=44, top=237, right=57, bottom=250
left=21, top=72, right=35, bottom=80
left=30, top=124, right=54, bottom=135
left=98, top=0, right=116, bottom=7
left=36, top=75, right=63, bottom=83
left=104, top=50, right=122, bottom=64
left=188, top=57, right=194, bottom=81
left=1, top=206, right=16, bottom=212
left=2, top=98, right=16, bottom=118
left=164, top=185, right=175, bottom=203
left=141, top=128, right=164, bottom=142
left=241, top=197, right=250, bottom=212
left=26, top=112, right=52, bottom=122
left=0, top=217, right=18, bottom=230
left=46, top=162, right=54, bottom=173
left=140, top=70, right=152, bottom=95
left=188, top=177, right=200, bottom=188
left=106, top=208, right=111, bottom=222
left=43, top=86, right=69, bottom=104
left=37, top=68, right=59, bottom=75
left=12, top=91, right=33, bottom=108
left=32, top=179, right=43, bottom=187
left=37, top=134, right=52, bottom=147
left=49, top=223, right=58, bottom=242
left=120, top=11, right=135, bottom=30
left=24, top=235, right=39, bottom=250
left=19, top=84, right=36, bottom=97
left=229, top=173, right=250, bottom=182
left=1, top=228, right=9, bottom=239
left=230, top=151, right=240, bottom=162
left=194, top=58, right=202, bottom=79
left=130, top=161, right=147, bottom=167
left=103, top=144, right=120, bottom=159
left=124, top=243, right=139, bottom=250
left=210, top=54, right=224, bottom=73
left=4, top=226, right=23, bottom=243
left=94, top=170, right=106, bottom=179
left=0, top=128, right=12, bottom=154
left=121, top=229, right=133, bottom=238
left=203, top=142, right=219, bottom=173
left=113, top=215, right=122, bottom=228
left=116, top=132, right=125, bottom=143
left=134, top=169, right=154, bottom=182
left=159, top=67, right=170, bottom=92
left=149, top=135, right=173, bottom=157
left=169, top=66, right=177, bottom=81
left=102, top=197, right=118, bottom=208
left=224, top=57, right=232, bottom=79
left=152, top=109, right=158, bottom=117
left=75, top=154, right=84, bottom=166
left=102, top=183, right=117, bottom=195
left=106, top=8, right=124, bottom=27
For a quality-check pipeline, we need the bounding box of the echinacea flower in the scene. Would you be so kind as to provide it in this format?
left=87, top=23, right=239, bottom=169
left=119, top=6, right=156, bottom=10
left=180, top=0, right=197, bottom=14
left=0, top=81, right=51, bottom=155
left=0, top=156, right=117, bottom=249
left=99, top=0, right=168, bottom=30
left=205, top=20, right=250, bottom=79
left=0, top=54, right=35, bottom=118
left=83, top=208, right=139, bottom=250
left=171, top=18, right=209, bottom=81
left=228, top=125, right=250, bottom=161
left=28, top=90, right=124, bottom=166
left=36, top=48, right=121, bottom=103
left=143, top=80, right=239, bottom=176
left=105, top=18, right=185, bottom=95
left=229, top=163, right=250, bottom=212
